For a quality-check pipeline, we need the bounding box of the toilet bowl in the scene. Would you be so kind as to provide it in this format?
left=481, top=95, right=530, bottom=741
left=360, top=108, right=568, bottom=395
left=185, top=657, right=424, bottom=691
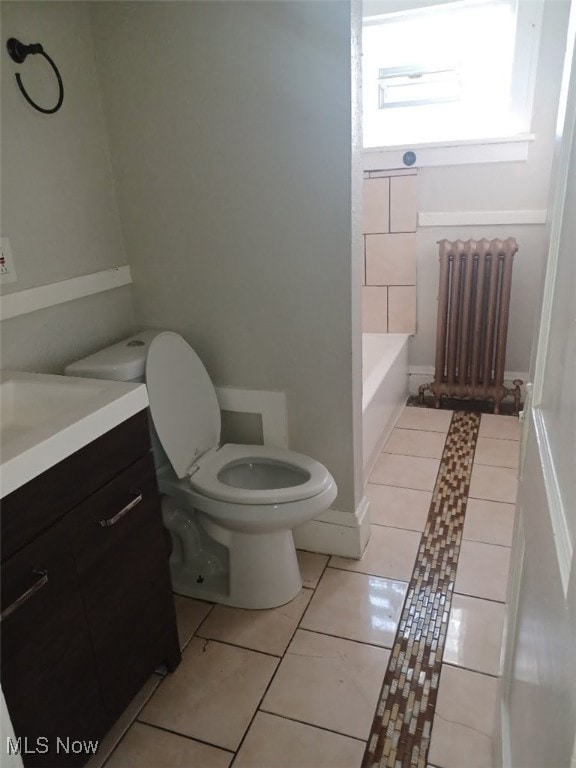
left=66, top=330, right=337, bottom=609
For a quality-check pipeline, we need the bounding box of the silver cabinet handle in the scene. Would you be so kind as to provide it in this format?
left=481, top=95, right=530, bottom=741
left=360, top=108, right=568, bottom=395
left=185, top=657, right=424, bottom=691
left=98, top=492, right=143, bottom=527
left=1, top=569, right=48, bottom=622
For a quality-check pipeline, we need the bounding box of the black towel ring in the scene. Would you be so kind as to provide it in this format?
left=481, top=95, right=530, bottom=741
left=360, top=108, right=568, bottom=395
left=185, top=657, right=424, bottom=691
left=6, top=37, right=64, bottom=114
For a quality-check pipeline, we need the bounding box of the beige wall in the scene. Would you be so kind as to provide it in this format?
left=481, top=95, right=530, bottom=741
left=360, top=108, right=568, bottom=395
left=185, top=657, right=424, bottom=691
left=377, top=0, right=571, bottom=375
left=89, top=1, right=363, bottom=515
left=0, top=2, right=135, bottom=372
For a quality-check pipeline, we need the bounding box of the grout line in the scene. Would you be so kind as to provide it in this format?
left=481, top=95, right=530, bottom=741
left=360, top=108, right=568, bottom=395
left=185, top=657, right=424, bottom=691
left=294, top=626, right=399, bottom=652
left=441, top=661, right=501, bottom=679
left=134, top=719, right=236, bottom=754
left=452, top=588, right=507, bottom=605
left=370, top=521, right=427, bottom=534
left=256, top=708, right=369, bottom=744
left=229, top=558, right=327, bottom=765
left=461, top=536, right=513, bottom=549
left=192, top=634, right=285, bottom=659
left=326, top=563, right=416, bottom=584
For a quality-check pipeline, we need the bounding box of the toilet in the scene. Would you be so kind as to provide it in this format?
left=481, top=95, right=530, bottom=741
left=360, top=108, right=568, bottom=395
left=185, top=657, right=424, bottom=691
left=65, top=330, right=337, bottom=609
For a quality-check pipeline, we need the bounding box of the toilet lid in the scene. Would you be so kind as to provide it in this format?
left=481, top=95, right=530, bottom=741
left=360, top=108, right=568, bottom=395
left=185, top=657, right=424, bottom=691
left=145, top=332, right=221, bottom=478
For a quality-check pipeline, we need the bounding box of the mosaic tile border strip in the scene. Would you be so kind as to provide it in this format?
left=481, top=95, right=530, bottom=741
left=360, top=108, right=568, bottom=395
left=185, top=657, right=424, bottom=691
left=363, top=410, right=481, bottom=768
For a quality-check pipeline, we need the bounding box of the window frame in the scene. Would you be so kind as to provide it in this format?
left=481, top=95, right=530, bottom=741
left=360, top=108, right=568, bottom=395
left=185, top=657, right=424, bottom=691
left=361, top=0, right=544, bottom=168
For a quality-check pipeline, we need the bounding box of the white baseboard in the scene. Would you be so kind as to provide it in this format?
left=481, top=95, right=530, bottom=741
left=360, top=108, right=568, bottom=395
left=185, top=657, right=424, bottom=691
left=293, top=496, right=371, bottom=559
left=408, top=367, right=529, bottom=399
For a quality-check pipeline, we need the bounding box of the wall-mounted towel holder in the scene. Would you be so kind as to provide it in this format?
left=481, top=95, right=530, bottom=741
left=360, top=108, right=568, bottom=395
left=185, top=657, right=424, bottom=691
left=6, top=37, right=64, bottom=114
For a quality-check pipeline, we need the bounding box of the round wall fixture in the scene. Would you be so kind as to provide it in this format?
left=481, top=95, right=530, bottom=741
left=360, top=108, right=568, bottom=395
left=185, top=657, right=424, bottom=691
left=6, top=37, right=64, bottom=114
left=403, top=151, right=417, bottom=167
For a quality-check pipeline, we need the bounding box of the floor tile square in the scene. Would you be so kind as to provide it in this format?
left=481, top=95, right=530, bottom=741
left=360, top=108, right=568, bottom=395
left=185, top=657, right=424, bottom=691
left=300, top=568, right=407, bottom=647
left=139, top=638, right=278, bottom=751
left=463, top=499, right=516, bottom=547
left=429, top=665, right=498, bottom=768
left=196, top=588, right=312, bottom=656
left=297, top=550, right=329, bottom=588
left=478, top=414, right=521, bottom=441
left=262, top=629, right=390, bottom=740
left=469, top=464, right=518, bottom=504
left=444, top=595, right=505, bottom=676
left=367, top=484, right=432, bottom=531
left=330, top=525, right=420, bottom=581
left=396, top=407, right=453, bottom=433
left=455, top=540, right=511, bottom=603
left=174, top=596, right=213, bottom=650
left=86, top=676, right=161, bottom=768
left=474, top=437, right=519, bottom=468
left=383, top=428, right=447, bottom=459
left=234, top=712, right=366, bottom=768
left=105, top=722, right=232, bottom=768
left=370, top=454, right=441, bottom=491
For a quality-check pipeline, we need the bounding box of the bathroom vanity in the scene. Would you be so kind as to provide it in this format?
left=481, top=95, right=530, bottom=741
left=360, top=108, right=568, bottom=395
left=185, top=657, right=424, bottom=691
left=0, top=375, right=181, bottom=768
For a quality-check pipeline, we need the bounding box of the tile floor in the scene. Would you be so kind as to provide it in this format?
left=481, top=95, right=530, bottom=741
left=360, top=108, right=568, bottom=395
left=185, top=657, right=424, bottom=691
left=88, top=406, right=519, bottom=768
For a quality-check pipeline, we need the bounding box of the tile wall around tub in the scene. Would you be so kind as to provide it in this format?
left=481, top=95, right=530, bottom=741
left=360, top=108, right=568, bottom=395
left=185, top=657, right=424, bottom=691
left=362, top=169, right=418, bottom=334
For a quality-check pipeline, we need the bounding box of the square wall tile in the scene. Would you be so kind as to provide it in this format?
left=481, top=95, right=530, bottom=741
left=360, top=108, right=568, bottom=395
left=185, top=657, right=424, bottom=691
left=388, top=286, right=416, bottom=333
left=262, top=629, right=390, bottom=740
left=139, top=638, right=278, bottom=751
left=363, top=177, right=390, bottom=234
left=362, top=286, right=388, bottom=332
left=365, top=233, right=416, bottom=286
left=234, top=712, right=366, bottom=768
left=390, top=175, right=418, bottom=232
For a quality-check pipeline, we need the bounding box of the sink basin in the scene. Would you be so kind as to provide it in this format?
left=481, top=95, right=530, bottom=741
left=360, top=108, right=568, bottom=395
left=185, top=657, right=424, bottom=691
left=0, top=370, right=149, bottom=498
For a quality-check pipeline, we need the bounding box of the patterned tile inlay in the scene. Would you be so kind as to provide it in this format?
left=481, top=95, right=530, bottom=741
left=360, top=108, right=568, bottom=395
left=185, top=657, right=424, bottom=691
left=362, top=411, right=481, bottom=768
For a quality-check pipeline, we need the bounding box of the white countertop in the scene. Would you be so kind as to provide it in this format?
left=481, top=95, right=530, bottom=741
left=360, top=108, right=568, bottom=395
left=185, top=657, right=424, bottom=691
left=0, top=370, right=149, bottom=499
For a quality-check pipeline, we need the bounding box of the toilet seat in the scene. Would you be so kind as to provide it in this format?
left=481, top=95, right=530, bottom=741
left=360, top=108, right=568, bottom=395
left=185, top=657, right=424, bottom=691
left=189, top=444, right=334, bottom=505
left=145, top=332, right=334, bottom=508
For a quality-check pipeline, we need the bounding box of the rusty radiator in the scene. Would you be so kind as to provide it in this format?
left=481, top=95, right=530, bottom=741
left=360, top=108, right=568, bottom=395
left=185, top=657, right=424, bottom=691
left=419, top=237, right=522, bottom=414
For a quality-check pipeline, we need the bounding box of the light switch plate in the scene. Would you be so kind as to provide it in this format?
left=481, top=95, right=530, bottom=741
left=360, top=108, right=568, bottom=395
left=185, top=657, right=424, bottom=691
left=0, top=237, right=18, bottom=284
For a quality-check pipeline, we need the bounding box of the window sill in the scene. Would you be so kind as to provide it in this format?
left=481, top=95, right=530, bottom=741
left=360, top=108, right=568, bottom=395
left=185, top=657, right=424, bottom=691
left=362, top=133, right=535, bottom=171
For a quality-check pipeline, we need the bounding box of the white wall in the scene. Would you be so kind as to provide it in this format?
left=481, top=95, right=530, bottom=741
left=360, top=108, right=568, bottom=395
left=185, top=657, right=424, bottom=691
left=379, top=0, right=571, bottom=376
left=0, top=2, right=135, bottom=372
left=89, top=1, right=363, bottom=516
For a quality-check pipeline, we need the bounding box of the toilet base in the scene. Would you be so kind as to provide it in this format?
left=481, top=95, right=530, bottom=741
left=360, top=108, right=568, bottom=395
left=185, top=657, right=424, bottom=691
left=164, top=501, right=302, bottom=609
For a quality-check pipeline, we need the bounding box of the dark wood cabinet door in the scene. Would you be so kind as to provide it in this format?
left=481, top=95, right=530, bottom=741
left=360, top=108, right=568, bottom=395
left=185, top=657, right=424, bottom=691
left=67, top=452, right=180, bottom=721
left=1, top=523, right=109, bottom=768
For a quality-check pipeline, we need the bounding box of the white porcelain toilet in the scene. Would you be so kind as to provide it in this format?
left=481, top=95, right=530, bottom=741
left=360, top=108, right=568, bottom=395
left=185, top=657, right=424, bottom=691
left=66, top=330, right=337, bottom=609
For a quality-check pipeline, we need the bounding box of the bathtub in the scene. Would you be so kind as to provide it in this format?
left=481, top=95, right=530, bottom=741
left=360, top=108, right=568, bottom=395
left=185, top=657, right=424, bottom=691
left=363, top=333, right=409, bottom=478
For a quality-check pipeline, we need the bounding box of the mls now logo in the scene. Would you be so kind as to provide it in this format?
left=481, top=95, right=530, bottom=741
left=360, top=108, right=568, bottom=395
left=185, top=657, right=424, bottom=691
left=7, top=737, right=99, bottom=756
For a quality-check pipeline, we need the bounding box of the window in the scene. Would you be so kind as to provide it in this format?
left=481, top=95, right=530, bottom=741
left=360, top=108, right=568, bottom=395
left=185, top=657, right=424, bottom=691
left=362, top=0, right=542, bottom=149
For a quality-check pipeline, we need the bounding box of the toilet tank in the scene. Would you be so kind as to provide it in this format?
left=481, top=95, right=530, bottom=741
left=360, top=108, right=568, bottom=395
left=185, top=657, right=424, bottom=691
left=64, top=330, right=163, bottom=382
left=65, top=329, right=169, bottom=469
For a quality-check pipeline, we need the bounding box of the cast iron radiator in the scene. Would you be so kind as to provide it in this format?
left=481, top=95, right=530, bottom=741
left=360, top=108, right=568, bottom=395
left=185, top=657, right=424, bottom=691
left=419, top=237, right=522, bottom=414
